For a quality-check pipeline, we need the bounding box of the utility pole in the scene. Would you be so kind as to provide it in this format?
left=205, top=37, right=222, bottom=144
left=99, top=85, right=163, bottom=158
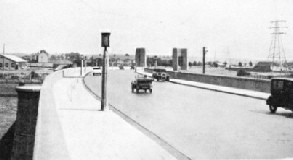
left=101, top=32, right=110, bottom=111
left=3, top=44, right=5, bottom=70
left=202, top=47, right=208, bottom=74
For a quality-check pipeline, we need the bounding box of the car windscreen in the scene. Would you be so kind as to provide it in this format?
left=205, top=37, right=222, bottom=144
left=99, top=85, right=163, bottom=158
left=273, top=80, right=284, bottom=90
left=137, top=80, right=152, bottom=83
left=154, top=69, right=166, bottom=72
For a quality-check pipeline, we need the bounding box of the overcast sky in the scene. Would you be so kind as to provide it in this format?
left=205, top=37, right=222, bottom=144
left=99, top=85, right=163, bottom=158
left=0, top=0, right=292, bottom=61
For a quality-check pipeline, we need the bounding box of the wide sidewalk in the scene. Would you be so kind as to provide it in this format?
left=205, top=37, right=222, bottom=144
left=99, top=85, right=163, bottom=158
left=33, top=67, right=176, bottom=160
left=137, top=69, right=270, bottom=100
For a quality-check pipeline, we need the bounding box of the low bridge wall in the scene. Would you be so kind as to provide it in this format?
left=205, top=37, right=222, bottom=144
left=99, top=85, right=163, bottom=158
left=144, top=68, right=271, bottom=93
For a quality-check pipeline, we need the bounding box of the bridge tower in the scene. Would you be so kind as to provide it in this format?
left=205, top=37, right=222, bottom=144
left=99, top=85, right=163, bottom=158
left=172, top=48, right=188, bottom=71
left=135, top=48, right=147, bottom=67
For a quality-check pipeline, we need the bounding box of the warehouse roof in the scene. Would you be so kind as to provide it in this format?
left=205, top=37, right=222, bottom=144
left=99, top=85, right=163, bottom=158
left=1, top=55, right=27, bottom=63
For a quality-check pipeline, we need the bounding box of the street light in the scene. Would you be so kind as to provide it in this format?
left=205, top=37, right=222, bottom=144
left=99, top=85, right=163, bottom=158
left=101, top=32, right=110, bottom=111
left=101, top=32, right=110, bottom=47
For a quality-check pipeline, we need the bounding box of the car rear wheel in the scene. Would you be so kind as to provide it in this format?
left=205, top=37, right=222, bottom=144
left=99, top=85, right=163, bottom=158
left=269, top=105, right=277, bottom=113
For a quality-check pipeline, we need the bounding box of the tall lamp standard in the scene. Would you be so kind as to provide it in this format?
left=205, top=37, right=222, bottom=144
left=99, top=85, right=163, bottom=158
left=101, top=32, right=110, bottom=111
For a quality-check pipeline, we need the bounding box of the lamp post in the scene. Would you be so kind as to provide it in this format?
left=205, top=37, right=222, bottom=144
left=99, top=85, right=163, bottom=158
left=80, top=55, right=84, bottom=76
left=101, top=32, right=110, bottom=111
left=203, top=47, right=208, bottom=74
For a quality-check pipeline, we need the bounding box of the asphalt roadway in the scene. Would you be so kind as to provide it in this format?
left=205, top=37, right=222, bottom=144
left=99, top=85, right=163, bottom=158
left=84, top=69, right=293, bottom=159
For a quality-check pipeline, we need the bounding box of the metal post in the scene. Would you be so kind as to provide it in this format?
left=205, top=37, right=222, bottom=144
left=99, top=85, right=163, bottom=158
left=101, top=32, right=110, bottom=111
left=3, top=44, right=5, bottom=70
left=101, top=47, right=108, bottom=111
left=84, top=59, right=86, bottom=74
left=81, top=59, right=83, bottom=76
left=203, top=47, right=206, bottom=74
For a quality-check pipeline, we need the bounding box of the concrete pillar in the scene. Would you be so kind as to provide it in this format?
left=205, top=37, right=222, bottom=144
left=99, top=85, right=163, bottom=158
left=172, top=48, right=179, bottom=71
left=81, top=59, right=83, bottom=76
left=84, top=60, right=86, bottom=74
left=11, top=86, right=41, bottom=160
left=135, top=48, right=146, bottom=67
left=181, top=48, right=188, bottom=70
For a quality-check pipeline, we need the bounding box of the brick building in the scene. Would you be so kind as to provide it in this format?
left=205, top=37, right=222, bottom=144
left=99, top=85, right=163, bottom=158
left=0, top=55, right=27, bottom=70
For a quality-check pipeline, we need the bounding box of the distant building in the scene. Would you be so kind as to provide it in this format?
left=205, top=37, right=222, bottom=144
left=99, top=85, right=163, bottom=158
left=0, top=55, right=27, bottom=70
left=253, top=61, right=273, bottom=72
left=109, top=54, right=135, bottom=66
left=37, top=50, right=49, bottom=63
left=49, top=59, right=73, bottom=66
left=93, top=54, right=135, bottom=67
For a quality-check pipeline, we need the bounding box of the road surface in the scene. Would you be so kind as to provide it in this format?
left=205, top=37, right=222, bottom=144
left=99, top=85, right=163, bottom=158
left=84, top=69, right=293, bottom=159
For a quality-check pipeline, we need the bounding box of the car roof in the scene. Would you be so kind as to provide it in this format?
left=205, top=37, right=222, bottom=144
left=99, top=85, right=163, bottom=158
left=154, top=67, right=166, bottom=69
left=272, top=78, right=293, bottom=82
left=136, top=78, right=152, bottom=81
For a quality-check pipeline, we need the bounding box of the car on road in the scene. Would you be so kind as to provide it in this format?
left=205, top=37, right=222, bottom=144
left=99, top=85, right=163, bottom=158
left=54, top=64, right=72, bottom=71
left=92, top=67, right=101, bottom=76
left=152, top=68, right=170, bottom=81
left=119, top=65, right=124, bottom=70
left=131, top=75, right=153, bottom=93
left=266, top=78, right=293, bottom=113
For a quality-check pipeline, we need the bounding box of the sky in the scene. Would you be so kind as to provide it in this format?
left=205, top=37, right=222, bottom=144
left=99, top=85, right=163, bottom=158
left=0, top=0, right=293, bottom=61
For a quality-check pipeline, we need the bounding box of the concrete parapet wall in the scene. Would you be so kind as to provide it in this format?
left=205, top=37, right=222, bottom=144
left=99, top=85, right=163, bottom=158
left=167, top=71, right=271, bottom=93
left=143, top=68, right=270, bottom=93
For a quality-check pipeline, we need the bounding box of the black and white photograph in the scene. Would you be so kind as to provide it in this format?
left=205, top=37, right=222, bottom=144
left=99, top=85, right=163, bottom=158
left=0, top=0, right=293, bottom=159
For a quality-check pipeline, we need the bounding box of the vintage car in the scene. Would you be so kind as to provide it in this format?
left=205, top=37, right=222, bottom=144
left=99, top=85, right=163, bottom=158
left=54, top=64, right=72, bottom=71
left=152, top=68, right=170, bottom=81
left=92, top=67, right=101, bottom=76
left=131, top=75, right=153, bottom=93
left=266, top=78, right=293, bottom=113
left=119, top=65, right=124, bottom=70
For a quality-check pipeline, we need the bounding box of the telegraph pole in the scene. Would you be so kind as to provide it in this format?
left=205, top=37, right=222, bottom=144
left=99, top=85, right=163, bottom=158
left=202, top=47, right=208, bottom=74
left=101, top=32, right=110, bottom=111
left=2, top=44, right=5, bottom=70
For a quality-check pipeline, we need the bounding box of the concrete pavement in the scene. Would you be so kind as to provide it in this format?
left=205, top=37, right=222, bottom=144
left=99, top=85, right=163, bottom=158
left=33, top=67, right=176, bottom=160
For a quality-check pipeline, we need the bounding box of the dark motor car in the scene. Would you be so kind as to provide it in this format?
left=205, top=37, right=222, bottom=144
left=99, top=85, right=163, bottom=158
left=266, top=78, right=293, bottom=113
left=152, top=68, right=170, bottom=81
left=131, top=75, right=153, bottom=93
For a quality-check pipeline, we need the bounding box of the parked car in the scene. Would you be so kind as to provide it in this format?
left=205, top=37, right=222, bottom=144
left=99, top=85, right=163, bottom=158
left=92, top=67, right=101, bottom=76
left=131, top=75, right=153, bottom=93
left=266, top=78, right=293, bottom=113
left=54, top=64, right=71, bottom=71
left=119, top=65, right=124, bottom=70
left=152, top=68, right=170, bottom=81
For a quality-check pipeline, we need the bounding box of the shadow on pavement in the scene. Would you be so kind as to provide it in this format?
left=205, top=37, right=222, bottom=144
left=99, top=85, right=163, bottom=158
left=0, top=122, right=15, bottom=160
left=267, top=112, right=293, bottom=118
left=250, top=110, right=293, bottom=119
